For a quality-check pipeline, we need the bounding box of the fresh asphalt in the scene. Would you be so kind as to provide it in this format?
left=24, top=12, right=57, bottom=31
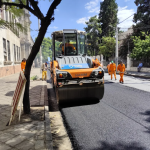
left=48, top=71, right=150, bottom=150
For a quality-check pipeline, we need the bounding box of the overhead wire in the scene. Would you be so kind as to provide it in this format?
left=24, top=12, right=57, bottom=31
left=118, top=14, right=134, bottom=25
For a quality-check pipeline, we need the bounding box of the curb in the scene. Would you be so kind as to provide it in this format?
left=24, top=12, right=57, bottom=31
left=124, top=73, right=150, bottom=79
left=104, top=69, right=150, bottom=79
left=45, top=106, right=53, bottom=150
left=42, top=81, right=53, bottom=150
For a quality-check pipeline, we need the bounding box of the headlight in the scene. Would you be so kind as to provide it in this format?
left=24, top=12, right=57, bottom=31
left=62, top=73, right=67, bottom=78
left=95, top=71, right=98, bottom=76
left=58, top=73, right=67, bottom=78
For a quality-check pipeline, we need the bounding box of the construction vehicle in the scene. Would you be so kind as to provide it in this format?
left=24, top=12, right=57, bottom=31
left=51, top=29, right=104, bottom=103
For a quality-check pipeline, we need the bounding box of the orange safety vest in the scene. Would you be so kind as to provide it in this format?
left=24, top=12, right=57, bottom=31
left=109, top=63, right=116, bottom=72
left=62, top=43, right=76, bottom=52
left=21, top=62, right=26, bottom=71
left=117, top=64, right=125, bottom=72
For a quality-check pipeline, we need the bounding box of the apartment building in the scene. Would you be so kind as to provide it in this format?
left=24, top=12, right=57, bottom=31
left=0, top=7, right=34, bottom=77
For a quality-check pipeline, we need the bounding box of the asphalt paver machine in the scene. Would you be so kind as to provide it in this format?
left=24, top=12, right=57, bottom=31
left=51, top=29, right=104, bottom=103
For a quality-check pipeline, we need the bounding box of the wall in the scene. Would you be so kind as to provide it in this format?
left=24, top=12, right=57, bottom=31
left=130, top=67, right=150, bottom=72
left=0, top=65, right=21, bottom=78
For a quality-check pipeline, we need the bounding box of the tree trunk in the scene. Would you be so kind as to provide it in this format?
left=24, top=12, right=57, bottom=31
left=23, top=19, right=51, bottom=114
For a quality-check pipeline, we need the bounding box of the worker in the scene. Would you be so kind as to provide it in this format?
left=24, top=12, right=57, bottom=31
left=137, top=62, right=143, bottom=72
left=107, top=62, right=111, bottom=75
left=41, top=62, right=48, bottom=81
left=62, top=41, right=76, bottom=55
left=93, top=58, right=103, bottom=68
left=21, top=58, right=26, bottom=73
left=117, top=60, right=126, bottom=83
left=109, top=61, right=117, bottom=80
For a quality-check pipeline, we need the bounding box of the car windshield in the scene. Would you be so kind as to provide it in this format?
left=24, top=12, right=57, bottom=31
left=64, top=33, right=77, bottom=56
left=78, top=34, right=86, bottom=55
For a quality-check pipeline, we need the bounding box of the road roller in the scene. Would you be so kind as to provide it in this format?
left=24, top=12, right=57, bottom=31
left=50, top=29, right=104, bottom=103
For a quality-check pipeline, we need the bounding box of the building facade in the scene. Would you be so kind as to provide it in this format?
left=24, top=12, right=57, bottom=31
left=0, top=7, right=34, bottom=77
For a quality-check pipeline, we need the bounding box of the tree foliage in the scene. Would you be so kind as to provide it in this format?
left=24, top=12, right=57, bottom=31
left=84, top=16, right=102, bottom=56
left=41, top=37, right=52, bottom=62
left=119, top=34, right=134, bottom=59
left=99, top=36, right=116, bottom=58
left=36, top=37, right=52, bottom=62
left=133, top=0, right=150, bottom=36
left=99, top=0, right=118, bottom=37
left=130, top=32, right=150, bottom=61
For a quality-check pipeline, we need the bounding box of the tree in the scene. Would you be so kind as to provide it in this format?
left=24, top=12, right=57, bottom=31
left=119, top=34, right=134, bottom=59
left=84, top=16, right=102, bottom=56
left=133, top=0, right=150, bottom=36
left=99, top=36, right=116, bottom=58
left=36, top=37, right=52, bottom=62
left=99, top=0, right=118, bottom=37
left=0, top=0, right=62, bottom=114
left=130, top=32, right=150, bottom=62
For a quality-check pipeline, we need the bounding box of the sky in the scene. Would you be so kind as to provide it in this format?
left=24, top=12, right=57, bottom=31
left=30, top=0, right=137, bottom=40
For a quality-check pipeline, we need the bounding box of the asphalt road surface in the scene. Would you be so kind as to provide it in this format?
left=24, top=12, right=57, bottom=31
left=58, top=74, right=150, bottom=150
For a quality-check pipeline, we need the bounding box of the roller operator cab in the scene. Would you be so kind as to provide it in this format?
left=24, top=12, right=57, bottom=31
left=51, top=29, right=104, bottom=103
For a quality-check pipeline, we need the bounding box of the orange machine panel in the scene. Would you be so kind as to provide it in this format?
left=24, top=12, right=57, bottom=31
left=62, top=68, right=99, bottom=78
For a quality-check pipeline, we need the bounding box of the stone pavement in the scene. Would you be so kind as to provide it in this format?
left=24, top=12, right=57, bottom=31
left=0, top=68, right=52, bottom=150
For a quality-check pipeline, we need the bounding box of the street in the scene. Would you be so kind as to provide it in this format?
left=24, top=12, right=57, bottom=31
left=48, top=72, right=150, bottom=150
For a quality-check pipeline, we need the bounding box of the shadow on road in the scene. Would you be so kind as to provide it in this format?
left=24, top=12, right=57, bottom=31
left=140, top=110, right=150, bottom=123
left=5, top=81, right=17, bottom=83
left=5, top=91, right=14, bottom=96
left=139, top=110, right=150, bottom=134
left=59, top=98, right=100, bottom=108
left=104, top=81, right=115, bottom=84
left=89, top=141, right=147, bottom=150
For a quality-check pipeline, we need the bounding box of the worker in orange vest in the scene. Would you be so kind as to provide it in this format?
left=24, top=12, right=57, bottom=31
left=109, top=61, right=117, bottom=80
left=21, top=58, right=26, bottom=73
left=117, top=60, right=126, bottom=83
left=92, top=58, right=103, bottom=68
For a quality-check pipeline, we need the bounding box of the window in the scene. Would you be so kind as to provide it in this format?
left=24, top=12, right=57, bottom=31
left=12, top=14, right=14, bottom=29
left=0, top=8, right=1, bottom=19
left=78, top=34, right=86, bottom=55
left=5, top=10, right=8, bottom=22
left=14, top=44, right=16, bottom=61
left=18, top=47, right=20, bottom=61
left=3, top=38, right=7, bottom=61
left=64, top=33, right=77, bottom=56
left=16, top=46, right=18, bottom=61
left=7, top=41, right=11, bottom=61
left=9, top=11, right=11, bottom=23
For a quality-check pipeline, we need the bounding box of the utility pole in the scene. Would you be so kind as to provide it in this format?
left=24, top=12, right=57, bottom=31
left=115, top=26, right=118, bottom=67
left=128, top=40, right=129, bottom=54
left=38, top=19, right=42, bottom=72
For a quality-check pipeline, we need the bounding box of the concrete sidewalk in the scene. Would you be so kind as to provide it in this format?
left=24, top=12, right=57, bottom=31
left=0, top=68, right=52, bottom=150
left=126, top=71, right=150, bottom=79
left=103, top=67, right=150, bottom=79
